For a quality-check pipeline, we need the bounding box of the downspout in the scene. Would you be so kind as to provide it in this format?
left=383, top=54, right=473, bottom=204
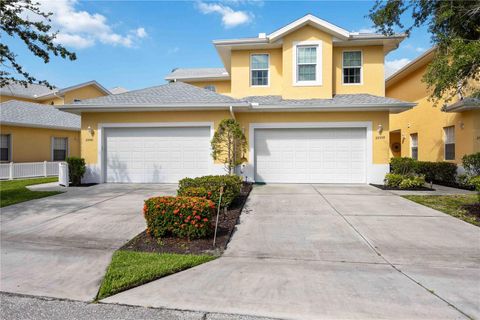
left=229, top=105, right=235, bottom=119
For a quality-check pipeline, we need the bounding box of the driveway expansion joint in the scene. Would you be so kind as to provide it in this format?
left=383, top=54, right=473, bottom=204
left=313, top=185, right=474, bottom=320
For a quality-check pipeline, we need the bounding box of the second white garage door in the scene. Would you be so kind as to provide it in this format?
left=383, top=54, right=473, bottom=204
left=105, top=127, right=211, bottom=183
left=254, top=128, right=367, bottom=183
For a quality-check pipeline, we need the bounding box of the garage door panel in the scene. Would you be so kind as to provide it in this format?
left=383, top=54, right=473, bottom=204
left=105, top=127, right=211, bottom=183
left=255, top=128, right=366, bottom=183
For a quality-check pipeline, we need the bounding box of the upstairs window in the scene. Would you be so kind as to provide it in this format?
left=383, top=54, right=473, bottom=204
left=204, top=85, right=216, bottom=92
left=250, top=54, right=269, bottom=86
left=444, top=126, right=455, bottom=160
left=343, top=51, right=362, bottom=84
left=410, top=133, right=418, bottom=160
left=297, top=46, right=317, bottom=81
left=1, top=134, right=11, bottom=162
left=52, top=137, right=68, bottom=161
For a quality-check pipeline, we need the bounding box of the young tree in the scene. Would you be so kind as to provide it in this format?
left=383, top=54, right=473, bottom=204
left=211, top=119, right=247, bottom=175
left=1, top=0, right=77, bottom=88
left=369, top=1, right=480, bottom=102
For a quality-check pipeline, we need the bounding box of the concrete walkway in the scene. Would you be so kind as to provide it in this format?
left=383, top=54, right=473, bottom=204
left=103, top=184, right=480, bottom=320
left=1, top=184, right=177, bottom=301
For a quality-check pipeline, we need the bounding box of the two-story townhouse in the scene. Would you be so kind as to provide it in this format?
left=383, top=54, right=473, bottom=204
left=59, top=14, right=415, bottom=184
left=0, top=81, right=110, bottom=163
left=386, top=48, right=479, bottom=165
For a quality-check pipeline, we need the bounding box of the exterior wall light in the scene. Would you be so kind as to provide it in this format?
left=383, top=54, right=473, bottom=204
left=87, top=126, right=94, bottom=136
left=377, top=124, right=383, bottom=134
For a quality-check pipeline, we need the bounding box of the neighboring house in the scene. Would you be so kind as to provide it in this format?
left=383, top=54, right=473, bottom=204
left=386, top=48, right=480, bottom=164
left=0, top=100, right=80, bottom=162
left=0, top=80, right=110, bottom=105
left=0, top=80, right=110, bottom=163
left=59, top=14, right=415, bottom=184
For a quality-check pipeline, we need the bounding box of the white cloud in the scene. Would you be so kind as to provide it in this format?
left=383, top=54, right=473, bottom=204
left=136, top=27, right=148, bottom=38
left=196, top=2, right=252, bottom=28
left=33, top=0, right=146, bottom=49
left=415, top=47, right=426, bottom=53
left=385, top=58, right=411, bottom=78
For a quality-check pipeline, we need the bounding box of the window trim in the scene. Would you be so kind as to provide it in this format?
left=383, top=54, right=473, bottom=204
left=443, top=126, right=455, bottom=161
left=342, top=50, right=363, bottom=85
left=410, top=133, right=418, bottom=160
left=0, top=134, right=12, bottom=162
left=250, top=53, right=270, bottom=87
left=51, top=137, right=69, bottom=161
left=292, top=40, right=323, bottom=86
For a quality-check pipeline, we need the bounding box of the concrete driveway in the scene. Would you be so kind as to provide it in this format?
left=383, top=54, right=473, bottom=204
left=104, top=184, right=480, bottom=320
left=0, top=184, right=176, bottom=301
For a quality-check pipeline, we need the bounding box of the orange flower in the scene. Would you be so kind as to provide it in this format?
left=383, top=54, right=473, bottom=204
left=203, top=218, right=208, bottom=222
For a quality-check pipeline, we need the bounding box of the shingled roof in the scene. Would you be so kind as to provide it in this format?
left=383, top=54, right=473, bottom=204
left=65, top=81, right=243, bottom=106
left=1, top=100, right=80, bottom=130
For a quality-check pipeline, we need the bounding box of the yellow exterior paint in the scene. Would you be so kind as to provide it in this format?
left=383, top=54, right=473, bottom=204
left=81, top=110, right=390, bottom=165
left=0, top=125, right=80, bottom=162
left=1, top=83, right=108, bottom=163
left=387, top=64, right=480, bottom=163
left=0, top=95, right=35, bottom=103
left=333, top=46, right=384, bottom=96
left=230, top=48, right=283, bottom=98
left=183, top=80, right=231, bottom=95
left=181, top=25, right=386, bottom=99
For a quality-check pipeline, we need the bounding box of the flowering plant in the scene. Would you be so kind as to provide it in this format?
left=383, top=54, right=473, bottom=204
left=143, top=196, right=215, bottom=239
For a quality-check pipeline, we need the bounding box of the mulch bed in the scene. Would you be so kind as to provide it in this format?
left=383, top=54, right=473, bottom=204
left=121, top=182, right=253, bottom=255
left=431, top=181, right=476, bottom=191
left=463, top=203, right=480, bottom=223
left=370, top=184, right=435, bottom=191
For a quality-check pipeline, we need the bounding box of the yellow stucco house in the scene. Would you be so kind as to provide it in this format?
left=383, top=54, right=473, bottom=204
left=0, top=81, right=110, bottom=163
left=59, top=14, right=415, bottom=184
left=387, top=48, right=480, bottom=165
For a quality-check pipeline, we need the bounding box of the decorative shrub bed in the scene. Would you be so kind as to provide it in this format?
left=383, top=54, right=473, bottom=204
left=372, top=173, right=432, bottom=191
left=144, top=196, right=215, bottom=240
left=178, top=175, right=242, bottom=208
left=123, top=179, right=252, bottom=255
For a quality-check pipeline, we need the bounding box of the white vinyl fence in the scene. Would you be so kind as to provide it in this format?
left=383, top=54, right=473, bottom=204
left=0, top=161, right=63, bottom=180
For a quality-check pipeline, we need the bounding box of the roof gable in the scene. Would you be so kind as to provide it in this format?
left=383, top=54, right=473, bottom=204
left=268, top=14, right=350, bottom=41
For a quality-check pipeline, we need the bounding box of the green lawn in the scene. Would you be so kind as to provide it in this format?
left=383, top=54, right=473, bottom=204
left=0, top=177, right=62, bottom=207
left=403, top=194, right=479, bottom=226
left=97, top=250, right=216, bottom=300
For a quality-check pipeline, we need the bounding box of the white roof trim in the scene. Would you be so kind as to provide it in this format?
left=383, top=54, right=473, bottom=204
left=37, top=80, right=111, bottom=99
left=268, top=14, right=351, bottom=41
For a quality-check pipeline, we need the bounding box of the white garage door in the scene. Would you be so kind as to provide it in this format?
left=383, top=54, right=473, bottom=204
left=254, top=128, right=366, bottom=183
left=105, top=127, right=211, bottom=183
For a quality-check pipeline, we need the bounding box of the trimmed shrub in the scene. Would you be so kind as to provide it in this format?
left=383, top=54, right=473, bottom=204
left=143, top=196, right=215, bottom=239
left=469, top=176, right=480, bottom=202
left=66, top=157, right=86, bottom=186
left=462, top=153, right=480, bottom=176
left=390, top=157, right=416, bottom=175
left=399, top=175, right=425, bottom=189
left=385, top=173, right=403, bottom=187
left=178, top=175, right=242, bottom=208
left=415, top=161, right=457, bottom=183
left=390, top=158, right=457, bottom=184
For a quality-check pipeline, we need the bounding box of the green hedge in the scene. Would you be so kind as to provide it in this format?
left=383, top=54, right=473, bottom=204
left=390, top=157, right=457, bottom=184
left=178, top=175, right=242, bottom=208
left=143, top=196, right=215, bottom=239
left=462, top=153, right=480, bottom=176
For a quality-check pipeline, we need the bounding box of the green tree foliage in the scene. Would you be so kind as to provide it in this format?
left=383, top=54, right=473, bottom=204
left=369, top=1, right=480, bottom=102
left=211, top=119, right=247, bottom=175
left=1, top=0, right=76, bottom=88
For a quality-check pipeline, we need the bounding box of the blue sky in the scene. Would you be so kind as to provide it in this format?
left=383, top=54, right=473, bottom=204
left=5, top=0, right=431, bottom=91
